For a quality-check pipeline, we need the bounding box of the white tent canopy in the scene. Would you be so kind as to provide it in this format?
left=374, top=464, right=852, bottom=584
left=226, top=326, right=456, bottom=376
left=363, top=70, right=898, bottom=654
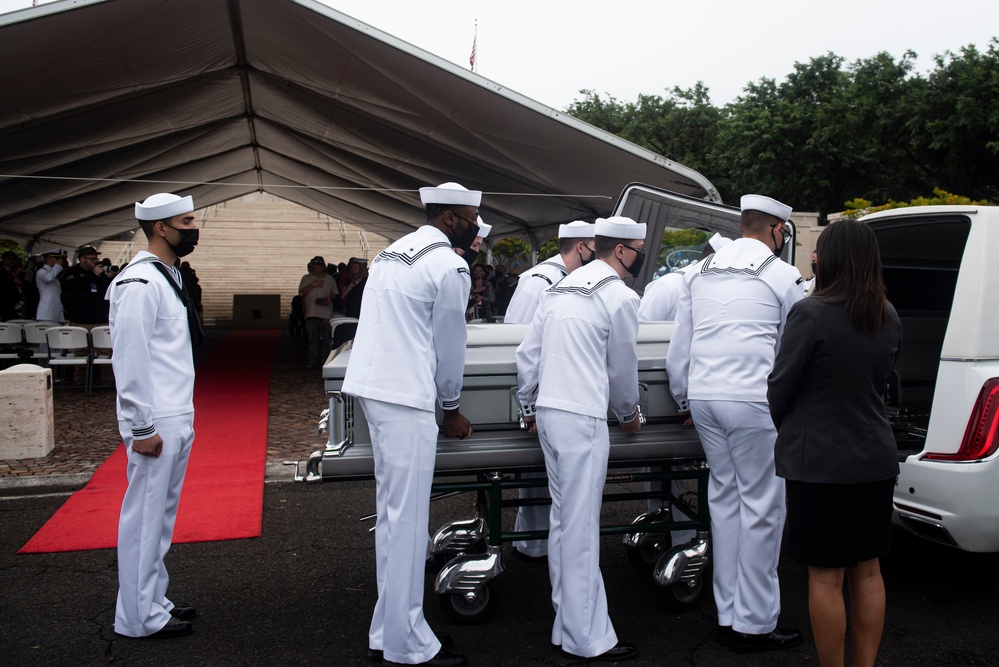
left=0, top=0, right=720, bottom=251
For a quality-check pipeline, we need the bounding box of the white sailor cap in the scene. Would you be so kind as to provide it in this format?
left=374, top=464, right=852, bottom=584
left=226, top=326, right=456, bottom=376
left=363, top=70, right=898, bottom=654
left=40, top=248, right=64, bottom=257
left=558, top=220, right=595, bottom=239
left=708, top=233, right=733, bottom=251
left=740, top=194, right=792, bottom=222
left=135, top=193, right=194, bottom=221
left=419, top=182, right=482, bottom=207
left=595, top=216, right=646, bottom=240
left=476, top=216, right=492, bottom=238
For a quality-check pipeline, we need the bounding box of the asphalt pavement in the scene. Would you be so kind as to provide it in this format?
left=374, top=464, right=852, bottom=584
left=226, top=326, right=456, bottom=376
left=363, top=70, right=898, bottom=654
left=3, top=473, right=999, bottom=666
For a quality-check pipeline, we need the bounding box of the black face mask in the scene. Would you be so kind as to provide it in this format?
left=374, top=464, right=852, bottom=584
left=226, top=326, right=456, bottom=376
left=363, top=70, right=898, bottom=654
left=622, top=245, right=645, bottom=277
left=463, top=250, right=480, bottom=268
left=771, top=223, right=790, bottom=258
left=811, top=261, right=817, bottom=277
left=450, top=212, right=479, bottom=252
left=578, top=243, right=596, bottom=267
left=166, top=225, right=199, bottom=258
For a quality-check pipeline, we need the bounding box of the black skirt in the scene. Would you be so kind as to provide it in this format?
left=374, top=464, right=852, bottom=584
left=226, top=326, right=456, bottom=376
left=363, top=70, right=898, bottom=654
left=785, top=477, right=896, bottom=568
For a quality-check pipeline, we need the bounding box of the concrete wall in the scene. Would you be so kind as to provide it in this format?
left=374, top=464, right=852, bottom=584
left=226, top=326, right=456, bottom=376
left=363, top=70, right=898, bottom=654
left=99, top=193, right=390, bottom=322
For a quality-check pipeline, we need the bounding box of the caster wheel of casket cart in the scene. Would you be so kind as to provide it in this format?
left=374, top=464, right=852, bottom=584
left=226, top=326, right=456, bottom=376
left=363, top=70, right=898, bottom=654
left=438, top=583, right=497, bottom=624
left=622, top=507, right=674, bottom=572
left=652, top=536, right=712, bottom=612
left=433, top=547, right=503, bottom=625
left=625, top=531, right=672, bottom=572
left=657, top=562, right=711, bottom=612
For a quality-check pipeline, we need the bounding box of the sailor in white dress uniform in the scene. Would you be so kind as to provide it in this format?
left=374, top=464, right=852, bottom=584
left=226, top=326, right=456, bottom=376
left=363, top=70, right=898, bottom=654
left=666, top=195, right=803, bottom=651
left=342, top=182, right=477, bottom=667
left=110, top=193, right=201, bottom=639
left=516, top=216, right=644, bottom=662
left=505, top=220, right=595, bottom=559
left=35, top=249, right=65, bottom=322
left=638, top=233, right=731, bottom=545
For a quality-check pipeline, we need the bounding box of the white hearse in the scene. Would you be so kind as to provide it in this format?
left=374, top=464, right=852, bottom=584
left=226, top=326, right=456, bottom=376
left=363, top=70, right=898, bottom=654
left=865, top=205, right=999, bottom=552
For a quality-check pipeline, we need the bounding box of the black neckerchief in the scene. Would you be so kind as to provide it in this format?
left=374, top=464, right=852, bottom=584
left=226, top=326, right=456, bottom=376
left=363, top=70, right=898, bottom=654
left=123, top=257, right=204, bottom=349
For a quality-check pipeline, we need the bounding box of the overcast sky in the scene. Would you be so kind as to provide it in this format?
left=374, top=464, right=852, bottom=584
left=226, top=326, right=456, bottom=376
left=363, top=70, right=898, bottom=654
left=2, top=0, right=996, bottom=109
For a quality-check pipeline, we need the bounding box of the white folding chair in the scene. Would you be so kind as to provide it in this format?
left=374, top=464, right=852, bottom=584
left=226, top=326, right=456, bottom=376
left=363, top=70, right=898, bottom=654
left=0, top=322, right=24, bottom=365
left=45, top=325, right=92, bottom=392
left=5, top=319, right=35, bottom=325
left=89, top=325, right=114, bottom=389
left=22, top=321, right=57, bottom=360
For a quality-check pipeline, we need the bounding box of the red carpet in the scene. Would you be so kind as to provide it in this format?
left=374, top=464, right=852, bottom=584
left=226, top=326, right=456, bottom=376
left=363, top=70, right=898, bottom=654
left=18, top=329, right=278, bottom=554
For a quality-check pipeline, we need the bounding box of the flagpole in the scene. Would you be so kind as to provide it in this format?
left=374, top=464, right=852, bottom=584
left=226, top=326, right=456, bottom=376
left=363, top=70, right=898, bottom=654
left=470, top=19, right=477, bottom=72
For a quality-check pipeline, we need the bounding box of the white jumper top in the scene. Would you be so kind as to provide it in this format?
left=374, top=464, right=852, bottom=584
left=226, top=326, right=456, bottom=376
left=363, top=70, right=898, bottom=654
left=107, top=251, right=194, bottom=439
left=342, top=226, right=471, bottom=413
left=666, top=237, right=803, bottom=411
left=516, top=259, right=641, bottom=421
left=504, top=257, right=568, bottom=324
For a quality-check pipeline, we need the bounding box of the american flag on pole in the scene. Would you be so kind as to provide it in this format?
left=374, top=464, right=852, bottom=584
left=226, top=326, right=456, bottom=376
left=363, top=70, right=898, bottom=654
left=469, top=21, right=477, bottom=71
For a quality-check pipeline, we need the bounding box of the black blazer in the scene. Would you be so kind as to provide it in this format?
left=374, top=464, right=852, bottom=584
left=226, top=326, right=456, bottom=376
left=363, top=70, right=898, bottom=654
left=768, top=296, right=902, bottom=484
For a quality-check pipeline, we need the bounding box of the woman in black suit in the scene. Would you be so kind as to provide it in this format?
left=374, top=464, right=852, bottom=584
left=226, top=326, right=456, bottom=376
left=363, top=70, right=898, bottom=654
left=768, top=219, right=902, bottom=667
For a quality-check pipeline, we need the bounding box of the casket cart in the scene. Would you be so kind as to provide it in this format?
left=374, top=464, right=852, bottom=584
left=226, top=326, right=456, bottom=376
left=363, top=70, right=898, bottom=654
left=291, top=322, right=712, bottom=622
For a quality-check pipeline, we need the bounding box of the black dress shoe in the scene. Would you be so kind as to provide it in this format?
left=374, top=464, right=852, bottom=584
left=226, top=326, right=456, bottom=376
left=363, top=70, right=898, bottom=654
left=716, top=625, right=734, bottom=646
left=384, top=646, right=467, bottom=666
left=169, top=605, right=197, bottom=621
left=730, top=628, right=802, bottom=653
left=114, top=617, right=193, bottom=639
left=369, top=633, right=456, bottom=662
left=560, top=642, right=637, bottom=662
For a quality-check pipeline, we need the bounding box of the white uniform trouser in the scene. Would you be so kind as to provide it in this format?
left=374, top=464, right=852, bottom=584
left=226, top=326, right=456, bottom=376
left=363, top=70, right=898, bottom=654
left=643, top=469, right=696, bottom=544
left=689, top=400, right=785, bottom=635
left=513, top=472, right=549, bottom=557
left=360, top=397, right=442, bottom=665
left=537, top=407, right=618, bottom=658
left=115, top=414, right=194, bottom=637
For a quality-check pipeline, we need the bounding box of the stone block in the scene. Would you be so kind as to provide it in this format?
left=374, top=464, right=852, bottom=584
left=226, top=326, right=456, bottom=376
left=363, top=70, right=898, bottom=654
left=0, top=364, right=55, bottom=459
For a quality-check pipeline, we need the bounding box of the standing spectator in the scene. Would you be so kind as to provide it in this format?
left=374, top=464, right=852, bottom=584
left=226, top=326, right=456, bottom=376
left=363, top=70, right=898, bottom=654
left=298, top=256, right=336, bottom=370
left=335, top=261, right=351, bottom=291
left=666, top=194, right=803, bottom=653
left=515, top=216, right=644, bottom=662
left=492, top=264, right=510, bottom=315
left=768, top=219, right=902, bottom=667
left=0, top=250, right=23, bottom=320
left=35, top=249, right=66, bottom=322
left=61, top=245, right=112, bottom=384
left=179, top=262, right=203, bottom=315
left=466, top=264, right=495, bottom=321
left=22, top=256, right=40, bottom=323
left=342, top=181, right=477, bottom=667
left=109, top=192, right=201, bottom=639
left=332, top=257, right=367, bottom=348
left=495, top=266, right=517, bottom=317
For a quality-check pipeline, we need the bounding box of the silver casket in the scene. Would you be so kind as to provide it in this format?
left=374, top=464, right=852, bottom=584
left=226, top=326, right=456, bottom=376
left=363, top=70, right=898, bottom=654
left=310, top=321, right=704, bottom=481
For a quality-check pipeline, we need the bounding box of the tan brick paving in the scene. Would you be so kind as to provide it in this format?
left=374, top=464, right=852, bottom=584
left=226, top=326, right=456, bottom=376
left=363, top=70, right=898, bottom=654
left=0, top=328, right=328, bottom=478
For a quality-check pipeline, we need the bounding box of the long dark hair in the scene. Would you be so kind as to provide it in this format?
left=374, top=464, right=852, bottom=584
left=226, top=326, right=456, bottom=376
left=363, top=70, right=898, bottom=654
left=813, top=219, right=890, bottom=334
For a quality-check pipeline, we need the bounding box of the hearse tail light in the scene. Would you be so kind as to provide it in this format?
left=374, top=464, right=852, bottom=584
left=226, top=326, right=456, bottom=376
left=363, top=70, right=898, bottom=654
left=923, top=378, right=999, bottom=462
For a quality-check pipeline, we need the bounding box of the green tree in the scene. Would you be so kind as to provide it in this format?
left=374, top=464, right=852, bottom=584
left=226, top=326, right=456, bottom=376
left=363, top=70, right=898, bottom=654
left=842, top=188, right=993, bottom=218
left=537, top=237, right=559, bottom=261
left=909, top=40, right=999, bottom=202
left=491, top=237, right=533, bottom=273
left=566, top=84, right=722, bottom=175
left=0, top=239, right=27, bottom=261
